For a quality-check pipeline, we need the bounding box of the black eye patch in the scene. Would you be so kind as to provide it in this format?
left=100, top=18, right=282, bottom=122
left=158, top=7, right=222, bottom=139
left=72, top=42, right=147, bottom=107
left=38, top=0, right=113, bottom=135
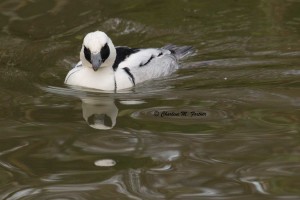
left=84, top=46, right=91, bottom=63
left=101, top=43, right=110, bottom=63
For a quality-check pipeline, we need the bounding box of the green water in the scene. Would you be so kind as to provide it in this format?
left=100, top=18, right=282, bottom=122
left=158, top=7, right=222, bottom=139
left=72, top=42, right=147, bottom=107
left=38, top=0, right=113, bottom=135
left=1, top=0, right=300, bottom=199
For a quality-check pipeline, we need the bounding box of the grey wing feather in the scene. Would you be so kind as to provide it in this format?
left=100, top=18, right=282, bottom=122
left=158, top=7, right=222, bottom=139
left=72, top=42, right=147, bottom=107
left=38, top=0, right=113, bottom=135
left=162, top=45, right=195, bottom=60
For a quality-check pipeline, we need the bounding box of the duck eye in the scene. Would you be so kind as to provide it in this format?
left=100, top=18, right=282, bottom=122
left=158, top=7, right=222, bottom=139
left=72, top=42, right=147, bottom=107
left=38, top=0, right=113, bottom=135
left=101, top=43, right=110, bottom=62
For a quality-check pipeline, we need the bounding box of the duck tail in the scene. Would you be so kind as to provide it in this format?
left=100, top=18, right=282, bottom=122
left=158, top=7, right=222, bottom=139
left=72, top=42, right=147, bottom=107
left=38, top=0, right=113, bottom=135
left=162, top=45, right=196, bottom=60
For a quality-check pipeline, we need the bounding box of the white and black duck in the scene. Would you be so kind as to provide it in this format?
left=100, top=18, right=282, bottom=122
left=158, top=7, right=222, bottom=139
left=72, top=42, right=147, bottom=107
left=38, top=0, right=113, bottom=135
left=65, top=31, right=194, bottom=90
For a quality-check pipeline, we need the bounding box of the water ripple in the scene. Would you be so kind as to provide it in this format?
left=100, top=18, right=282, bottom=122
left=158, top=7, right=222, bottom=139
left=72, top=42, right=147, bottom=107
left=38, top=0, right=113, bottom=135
left=1, top=0, right=300, bottom=199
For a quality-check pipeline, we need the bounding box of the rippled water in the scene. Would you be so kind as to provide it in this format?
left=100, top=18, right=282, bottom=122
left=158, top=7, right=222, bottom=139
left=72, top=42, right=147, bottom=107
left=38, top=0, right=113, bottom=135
left=1, top=0, right=300, bottom=199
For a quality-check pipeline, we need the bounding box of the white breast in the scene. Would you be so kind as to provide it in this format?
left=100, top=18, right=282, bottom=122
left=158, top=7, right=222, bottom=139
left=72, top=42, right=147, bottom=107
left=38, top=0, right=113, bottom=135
left=65, top=65, right=116, bottom=90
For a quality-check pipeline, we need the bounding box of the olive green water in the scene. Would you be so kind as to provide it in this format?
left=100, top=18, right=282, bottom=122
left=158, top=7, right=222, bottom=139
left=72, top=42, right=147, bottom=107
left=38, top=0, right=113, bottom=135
left=1, top=0, right=300, bottom=199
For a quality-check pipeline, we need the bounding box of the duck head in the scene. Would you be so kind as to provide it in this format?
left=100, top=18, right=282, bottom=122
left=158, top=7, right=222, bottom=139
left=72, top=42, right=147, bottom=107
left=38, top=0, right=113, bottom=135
left=80, top=31, right=116, bottom=71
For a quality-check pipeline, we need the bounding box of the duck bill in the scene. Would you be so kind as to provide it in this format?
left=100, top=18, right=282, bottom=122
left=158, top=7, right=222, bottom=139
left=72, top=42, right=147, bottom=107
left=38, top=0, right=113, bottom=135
left=91, top=53, right=102, bottom=71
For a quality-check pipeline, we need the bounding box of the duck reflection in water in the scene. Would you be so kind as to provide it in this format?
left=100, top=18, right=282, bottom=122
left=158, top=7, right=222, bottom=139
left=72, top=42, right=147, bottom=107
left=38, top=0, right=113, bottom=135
left=81, top=97, right=118, bottom=130
left=41, top=86, right=122, bottom=130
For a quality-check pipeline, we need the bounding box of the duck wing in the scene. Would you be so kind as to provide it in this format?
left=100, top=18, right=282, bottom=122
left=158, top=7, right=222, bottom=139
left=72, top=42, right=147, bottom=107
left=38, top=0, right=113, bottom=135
left=114, top=47, right=178, bottom=88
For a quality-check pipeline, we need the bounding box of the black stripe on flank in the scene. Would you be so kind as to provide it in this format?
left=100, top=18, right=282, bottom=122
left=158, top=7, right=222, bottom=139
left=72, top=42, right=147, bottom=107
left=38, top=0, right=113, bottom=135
left=114, top=75, right=117, bottom=92
left=84, top=46, right=91, bottom=64
left=140, top=55, right=154, bottom=67
left=123, top=67, right=135, bottom=85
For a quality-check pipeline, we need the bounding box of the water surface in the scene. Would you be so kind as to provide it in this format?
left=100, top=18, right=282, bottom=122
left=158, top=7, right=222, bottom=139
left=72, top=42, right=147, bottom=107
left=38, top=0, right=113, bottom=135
left=1, top=0, right=300, bottom=199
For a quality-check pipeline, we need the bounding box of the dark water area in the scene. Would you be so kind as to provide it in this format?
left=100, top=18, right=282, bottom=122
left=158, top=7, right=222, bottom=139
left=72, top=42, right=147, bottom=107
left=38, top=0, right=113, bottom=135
left=1, top=0, right=300, bottom=199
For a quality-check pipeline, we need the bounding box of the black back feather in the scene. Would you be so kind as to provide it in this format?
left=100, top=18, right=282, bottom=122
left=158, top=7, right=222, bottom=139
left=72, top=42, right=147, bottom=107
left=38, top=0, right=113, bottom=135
left=112, top=47, right=139, bottom=71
